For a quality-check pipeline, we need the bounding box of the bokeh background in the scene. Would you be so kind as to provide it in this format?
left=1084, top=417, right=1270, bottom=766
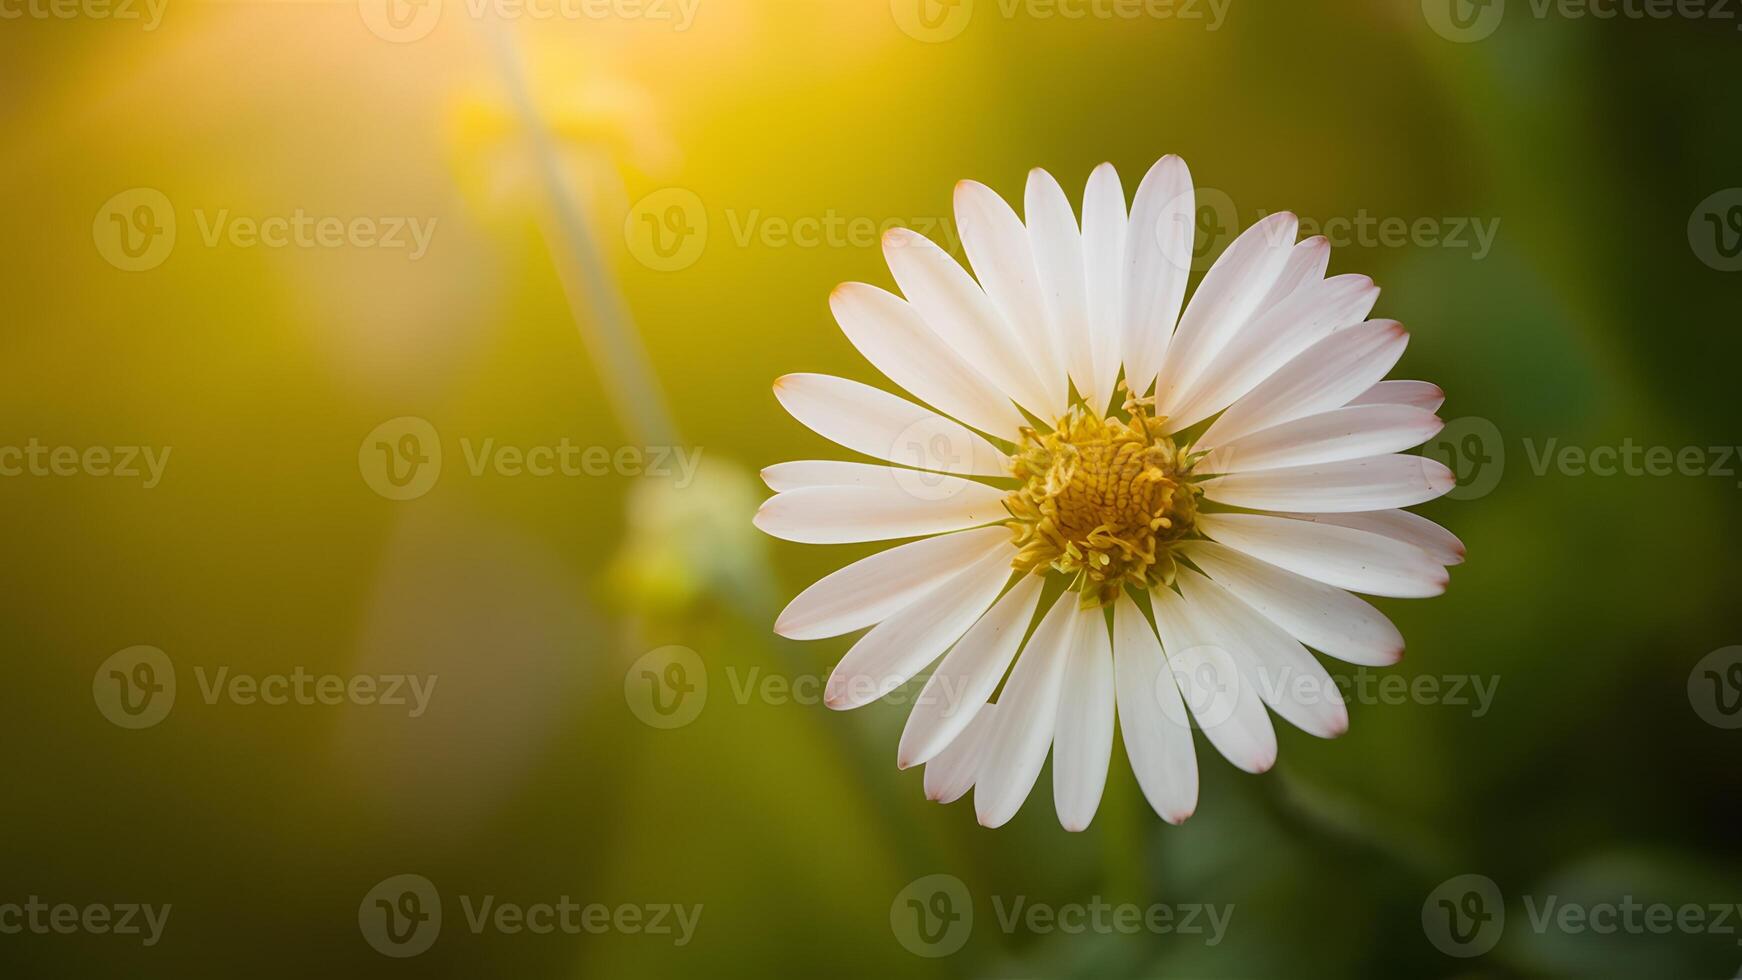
left=3, top=0, right=1740, bottom=975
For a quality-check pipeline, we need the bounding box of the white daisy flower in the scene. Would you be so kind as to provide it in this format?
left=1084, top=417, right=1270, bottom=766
left=754, top=156, right=1462, bottom=831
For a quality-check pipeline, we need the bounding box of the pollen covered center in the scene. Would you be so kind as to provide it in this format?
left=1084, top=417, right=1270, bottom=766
left=1004, top=394, right=1200, bottom=607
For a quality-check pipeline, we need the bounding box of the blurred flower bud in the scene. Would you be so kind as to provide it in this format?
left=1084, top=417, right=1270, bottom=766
left=608, top=456, right=772, bottom=617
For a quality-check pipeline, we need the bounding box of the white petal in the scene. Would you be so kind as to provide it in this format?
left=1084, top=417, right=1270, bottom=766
left=974, top=596, right=1077, bottom=828
left=923, top=704, right=998, bottom=804
left=1200, top=453, right=1457, bottom=513
left=1025, top=169, right=1094, bottom=411
left=882, top=228, right=1054, bottom=419
left=1151, top=585, right=1278, bottom=774
left=1348, top=379, right=1446, bottom=413
left=1255, top=235, right=1331, bottom=311
left=1199, top=320, right=1408, bottom=448
left=1166, top=274, right=1380, bottom=432
left=1052, top=605, right=1114, bottom=831
left=1155, top=211, right=1298, bottom=417
left=823, top=547, right=1013, bottom=710
left=1120, top=155, right=1194, bottom=394
left=757, top=459, right=1025, bottom=511
left=773, top=525, right=1012, bottom=640
left=1198, top=406, right=1444, bottom=475
left=1111, top=596, right=1198, bottom=823
left=1198, top=512, right=1450, bottom=599
left=956, top=180, right=1068, bottom=418
left=773, top=373, right=1009, bottom=477
left=762, top=460, right=920, bottom=492
left=1176, top=570, right=1348, bottom=739
left=1180, top=540, right=1404, bottom=667
left=830, top=282, right=1025, bottom=439
left=753, top=481, right=1008, bottom=544
left=898, top=575, right=1043, bottom=768
left=1082, top=163, right=1129, bottom=413
left=1275, top=509, right=1465, bottom=566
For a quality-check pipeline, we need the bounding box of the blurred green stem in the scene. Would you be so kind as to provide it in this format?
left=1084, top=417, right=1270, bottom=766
left=482, top=19, right=676, bottom=450
left=479, top=20, right=942, bottom=874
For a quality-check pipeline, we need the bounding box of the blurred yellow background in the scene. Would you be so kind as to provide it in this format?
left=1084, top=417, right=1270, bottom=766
left=3, top=0, right=1741, bottom=976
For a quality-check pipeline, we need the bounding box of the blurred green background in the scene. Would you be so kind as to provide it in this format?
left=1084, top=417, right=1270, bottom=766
left=3, top=0, right=1740, bottom=976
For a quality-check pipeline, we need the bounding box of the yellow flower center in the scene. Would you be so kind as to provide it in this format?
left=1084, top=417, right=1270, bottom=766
left=1004, top=392, right=1200, bottom=608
